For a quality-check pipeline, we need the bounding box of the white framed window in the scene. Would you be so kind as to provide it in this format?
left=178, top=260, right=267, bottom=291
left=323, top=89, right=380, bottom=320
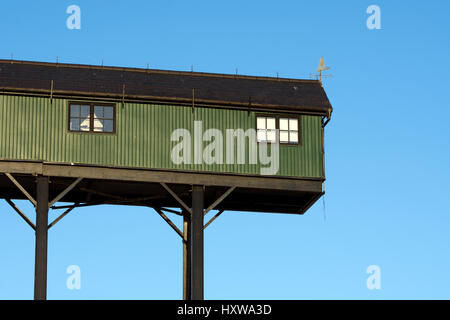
left=279, top=118, right=299, bottom=144
left=256, top=115, right=301, bottom=145
left=256, top=116, right=277, bottom=142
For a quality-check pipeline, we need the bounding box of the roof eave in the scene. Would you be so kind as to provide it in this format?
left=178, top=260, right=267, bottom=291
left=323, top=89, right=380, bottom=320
left=0, top=86, right=332, bottom=116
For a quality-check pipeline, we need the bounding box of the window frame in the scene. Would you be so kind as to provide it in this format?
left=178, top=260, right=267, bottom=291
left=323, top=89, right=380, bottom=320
left=68, top=102, right=116, bottom=134
left=256, top=115, right=277, bottom=144
left=255, top=113, right=302, bottom=146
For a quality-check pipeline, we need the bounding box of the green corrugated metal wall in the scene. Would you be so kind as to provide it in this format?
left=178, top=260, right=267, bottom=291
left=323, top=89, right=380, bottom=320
left=0, top=95, right=323, bottom=178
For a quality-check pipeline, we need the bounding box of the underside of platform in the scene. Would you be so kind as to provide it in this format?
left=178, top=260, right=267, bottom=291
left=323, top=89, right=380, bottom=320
left=0, top=160, right=324, bottom=214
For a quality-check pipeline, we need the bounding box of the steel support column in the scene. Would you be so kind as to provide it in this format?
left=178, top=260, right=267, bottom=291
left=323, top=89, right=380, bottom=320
left=183, top=211, right=191, bottom=300
left=191, top=185, right=204, bottom=300
left=34, top=176, right=49, bottom=300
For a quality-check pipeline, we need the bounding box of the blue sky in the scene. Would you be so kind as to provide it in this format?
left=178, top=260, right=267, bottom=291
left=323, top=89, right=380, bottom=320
left=0, top=0, right=449, bottom=299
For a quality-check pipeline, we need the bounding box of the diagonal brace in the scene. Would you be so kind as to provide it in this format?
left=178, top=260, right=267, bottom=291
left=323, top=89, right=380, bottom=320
left=4, top=199, right=36, bottom=230
left=203, top=210, right=224, bottom=230
left=204, top=186, right=236, bottom=216
left=153, top=207, right=183, bottom=238
left=5, top=173, right=37, bottom=207
left=48, top=178, right=83, bottom=208
left=160, top=183, right=192, bottom=215
left=48, top=206, right=76, bottom=229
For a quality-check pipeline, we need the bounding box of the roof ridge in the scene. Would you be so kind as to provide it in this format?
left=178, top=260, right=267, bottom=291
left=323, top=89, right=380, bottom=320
left=0, top=59, right=319, bottom=84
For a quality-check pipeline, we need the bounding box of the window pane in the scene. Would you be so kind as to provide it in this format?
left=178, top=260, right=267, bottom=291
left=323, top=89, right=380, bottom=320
left=266, top=118, right=276, bottom=130
left=70, top=118, right=80, bottom=131
left=280, top=118, right=289, bottom=130
left=257, top=129, right=266, bottom=142
left=257, top=117, right=266, bottom=130
left=80, top=117, right=90, bottom=131
left=267, top=130, right=276, bottom=142
left=94, top=106, right=104, bottom=119
left=93, top=119, right=114, bottom=132
left=93, top=118, right=104, bottom=132
left=80, top=105, right=90, bottom=117
left=103, top=120, right=114, bottom=132
left=290, top=131, right=298, bottom=143
left=289, top=118, right=298, bottom=131
left=70, top=105, right=80, bottom=117
left=280, top=130, right=289, bottom=142
left=103, top=106, right=114, bottom=119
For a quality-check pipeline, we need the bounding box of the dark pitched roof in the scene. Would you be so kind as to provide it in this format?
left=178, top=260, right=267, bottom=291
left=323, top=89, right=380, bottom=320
left=0, top=59, right=332, bottom=116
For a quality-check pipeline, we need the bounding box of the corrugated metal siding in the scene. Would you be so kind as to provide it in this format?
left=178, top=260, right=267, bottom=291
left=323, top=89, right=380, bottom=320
left=0, top=95, right=323, bottom=178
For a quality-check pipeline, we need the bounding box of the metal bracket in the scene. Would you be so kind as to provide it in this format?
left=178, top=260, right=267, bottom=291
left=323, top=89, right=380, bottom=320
left=192, top=88, right=195, bottom=113
left=122, top=84, right=126, bottom=108
left=321, top=115, right=330, bottom=128
left=50, top=80, right=54, bottom=104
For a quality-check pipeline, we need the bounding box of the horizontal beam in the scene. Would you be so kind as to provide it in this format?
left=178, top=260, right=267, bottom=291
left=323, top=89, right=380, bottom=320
left=160, top=207, right=183, bottom=216
left=50, top=195, right=162, bottom=209
left=50, top=202, right=100, bottom=210
left=79, top=187, right=124, bottom=200
left=0, top=161, right=323, bottom=193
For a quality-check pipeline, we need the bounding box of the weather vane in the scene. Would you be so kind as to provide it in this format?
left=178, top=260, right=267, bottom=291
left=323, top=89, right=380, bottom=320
left=311, top=56, right=332, bottom=82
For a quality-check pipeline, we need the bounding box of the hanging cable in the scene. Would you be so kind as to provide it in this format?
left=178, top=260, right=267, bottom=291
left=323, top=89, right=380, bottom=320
left=322, top=181, right=327, bottom=223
